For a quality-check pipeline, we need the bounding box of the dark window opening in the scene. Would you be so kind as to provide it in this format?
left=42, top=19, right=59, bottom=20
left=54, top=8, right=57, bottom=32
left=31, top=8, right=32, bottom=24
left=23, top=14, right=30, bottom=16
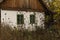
left=30, top=15, right=35, bottom=24
left=17, top=15, right=24, bottom=24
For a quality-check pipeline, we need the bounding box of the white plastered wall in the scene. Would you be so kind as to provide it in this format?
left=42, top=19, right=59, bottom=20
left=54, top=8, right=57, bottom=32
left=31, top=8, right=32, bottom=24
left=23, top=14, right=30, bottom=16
left=1, top=10, right=17, bottom=28
left=1, top=10, right=45, bottom=30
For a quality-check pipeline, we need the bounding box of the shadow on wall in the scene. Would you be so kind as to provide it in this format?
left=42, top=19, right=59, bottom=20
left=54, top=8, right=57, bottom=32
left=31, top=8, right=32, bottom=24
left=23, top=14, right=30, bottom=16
left=1, top=23, right=45, bottom=31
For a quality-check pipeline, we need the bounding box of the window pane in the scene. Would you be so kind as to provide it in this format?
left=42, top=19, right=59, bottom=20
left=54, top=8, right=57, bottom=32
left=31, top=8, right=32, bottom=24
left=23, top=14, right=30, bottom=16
left=30, top=15, right=35, bottom=24
left=17, top=15, right=24, bottom=24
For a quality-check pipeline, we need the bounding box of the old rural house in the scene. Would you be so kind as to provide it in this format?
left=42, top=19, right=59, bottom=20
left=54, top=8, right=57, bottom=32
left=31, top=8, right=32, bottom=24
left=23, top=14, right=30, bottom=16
left=0, top=0, right=45, bottom=30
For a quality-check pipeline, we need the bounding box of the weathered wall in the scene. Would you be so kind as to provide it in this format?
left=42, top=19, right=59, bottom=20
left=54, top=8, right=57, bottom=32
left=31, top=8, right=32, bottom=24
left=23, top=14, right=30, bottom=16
left=1, top=10, right=45, bottom=30
left=1, top=10, right=17, bottom=28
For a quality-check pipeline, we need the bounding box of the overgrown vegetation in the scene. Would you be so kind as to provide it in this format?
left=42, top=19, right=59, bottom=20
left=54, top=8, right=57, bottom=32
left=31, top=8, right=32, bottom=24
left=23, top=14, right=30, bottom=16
left=0, top=24, right=60, bottom=40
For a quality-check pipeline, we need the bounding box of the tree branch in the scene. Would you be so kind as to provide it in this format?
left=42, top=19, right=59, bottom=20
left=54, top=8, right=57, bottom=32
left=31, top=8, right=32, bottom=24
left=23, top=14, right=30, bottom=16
left=38, top=0, right=55, bottom=28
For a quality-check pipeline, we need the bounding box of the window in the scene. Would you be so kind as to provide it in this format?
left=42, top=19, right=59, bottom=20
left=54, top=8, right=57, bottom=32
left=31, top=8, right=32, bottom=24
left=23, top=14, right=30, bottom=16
left=30, top=15, right=35, bottom=24
left=17, top=15, right=24, bottom=24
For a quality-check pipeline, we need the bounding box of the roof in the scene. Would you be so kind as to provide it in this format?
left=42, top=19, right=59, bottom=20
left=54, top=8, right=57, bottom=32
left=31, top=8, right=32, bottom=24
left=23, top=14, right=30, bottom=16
left=0, top=0, right=44, bottom=12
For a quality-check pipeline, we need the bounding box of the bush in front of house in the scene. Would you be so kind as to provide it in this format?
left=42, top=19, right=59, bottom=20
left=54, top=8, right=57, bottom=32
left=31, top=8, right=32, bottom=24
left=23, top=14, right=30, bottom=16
left=0, top=24, right=60, bottom=40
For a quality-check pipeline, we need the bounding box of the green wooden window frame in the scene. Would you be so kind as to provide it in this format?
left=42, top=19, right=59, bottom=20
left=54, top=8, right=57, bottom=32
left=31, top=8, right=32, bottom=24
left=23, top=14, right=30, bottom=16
left=17, top=15, right=24, bottom=24
left=30, top=15, right=35, bottom=24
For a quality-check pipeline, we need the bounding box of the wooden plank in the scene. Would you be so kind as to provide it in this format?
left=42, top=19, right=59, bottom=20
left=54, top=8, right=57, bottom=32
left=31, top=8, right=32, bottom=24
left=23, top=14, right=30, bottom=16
left=0, top=0, right=44, bottom=12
